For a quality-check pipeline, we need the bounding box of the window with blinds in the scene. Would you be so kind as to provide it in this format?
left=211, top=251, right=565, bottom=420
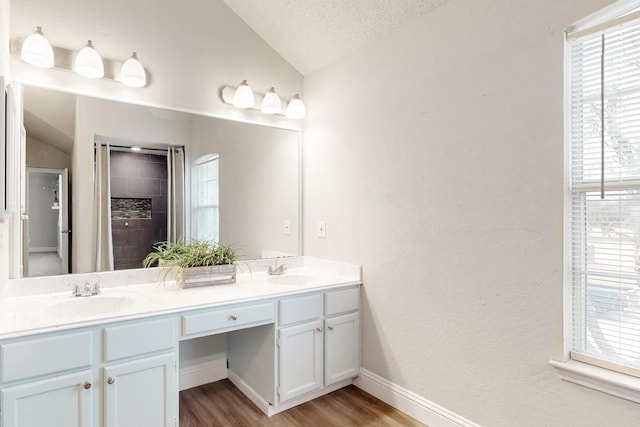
left=192, top=155, right=219, bottom=243
left=568, top=13, right=640, bottom=376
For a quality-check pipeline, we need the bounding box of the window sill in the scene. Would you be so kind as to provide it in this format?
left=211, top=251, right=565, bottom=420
left=549, top=359, right=640, bottom=403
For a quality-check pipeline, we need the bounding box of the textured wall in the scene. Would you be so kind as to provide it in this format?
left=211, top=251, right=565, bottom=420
left=303, top=0, right=640, bottom=425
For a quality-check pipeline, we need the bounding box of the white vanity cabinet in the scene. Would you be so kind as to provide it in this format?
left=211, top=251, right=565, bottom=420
left=1, top=370, right=94, bottom=427
left=324, top=287, right=360, bottom=386
left=0, top=331, right=94, bottom=427
left=277, top=293, right=324, bottom=401
left=101, top=318, right=177, bottom=427
left=0, top=318, right=177, bottom=427
left=276, top=286, right=360, bottom=406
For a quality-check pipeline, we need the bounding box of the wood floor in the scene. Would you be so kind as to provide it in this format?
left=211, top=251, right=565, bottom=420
left=179, top=380, right=427, bottom=426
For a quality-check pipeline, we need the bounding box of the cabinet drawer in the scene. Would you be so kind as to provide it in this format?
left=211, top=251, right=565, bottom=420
left=182, top=302, right=275, bottom=337
left=1, top=332, right=92, bottom=383
left=104, top=318, right=175, bottom=362
left=325, top=287, right=359, bottom=316
left=279, top=293, right=323, bottom=326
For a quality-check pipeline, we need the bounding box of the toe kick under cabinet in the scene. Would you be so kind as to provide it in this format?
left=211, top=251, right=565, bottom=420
left=0, top=283, right=360, bottom=425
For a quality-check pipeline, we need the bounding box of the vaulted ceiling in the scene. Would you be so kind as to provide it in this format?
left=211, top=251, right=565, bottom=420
left=222, top=0, right=452, bottom=75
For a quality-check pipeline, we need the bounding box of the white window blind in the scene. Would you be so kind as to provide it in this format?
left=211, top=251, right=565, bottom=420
left=568, top=17, right=640, bottom=376
left=193, top=155, right=219, bottom=243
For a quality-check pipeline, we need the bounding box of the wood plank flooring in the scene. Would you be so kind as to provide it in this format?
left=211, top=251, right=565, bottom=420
left=179, top=380, right=427, bottom=426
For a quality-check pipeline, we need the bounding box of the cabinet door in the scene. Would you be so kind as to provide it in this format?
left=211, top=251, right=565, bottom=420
left=278, top=319, right=323, bottom=402
left=325, top=311, right=360, bottom=386
left=1, top=370, right=93, bottom=427
left=104, top=353, right=175, bottom=427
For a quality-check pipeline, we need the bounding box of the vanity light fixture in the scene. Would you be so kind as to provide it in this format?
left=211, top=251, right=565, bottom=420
left=285, top=94, right=306, bottom=119
left=120, top=52, right=147, bottom=88
left=233, top=80, right=255, bottom=108
left=20, top=26, right=54, bottom=68
left=220, top=84, right=305, bottom=119
left=130, top=146, right=142, bottom=151
left=74, top=40, right=104, bottom=79
left=261, top=87, right=282, bottom=114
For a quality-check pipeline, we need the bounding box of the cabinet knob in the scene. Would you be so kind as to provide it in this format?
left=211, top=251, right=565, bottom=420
left=328, top=326, right=334, bottom=331
left=107, top=377, right=115, bottom=385
left=229, top=314, right=238, bottom=321
left=316, top=327, right=323, bottom=333
left=83, top=382, right=92, bottom=390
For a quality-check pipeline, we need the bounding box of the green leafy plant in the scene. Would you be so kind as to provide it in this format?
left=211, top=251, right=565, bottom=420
left=143, top=239, right=237, bottom=269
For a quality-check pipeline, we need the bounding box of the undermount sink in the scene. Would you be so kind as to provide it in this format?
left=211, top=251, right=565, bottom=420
left=266, top=274, right=313, bottom=285
left=46, top=295, right=136, bottom=317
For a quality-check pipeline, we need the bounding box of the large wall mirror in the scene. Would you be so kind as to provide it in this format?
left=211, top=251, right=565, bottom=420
left=19, top=84, right=301, bottom=278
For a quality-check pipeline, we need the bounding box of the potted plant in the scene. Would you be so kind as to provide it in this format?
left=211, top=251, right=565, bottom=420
left=143, top=239, right=237, bottom=288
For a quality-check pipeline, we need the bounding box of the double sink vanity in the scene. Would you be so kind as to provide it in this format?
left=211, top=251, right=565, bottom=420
left=0, top=257, right=362, bottom=426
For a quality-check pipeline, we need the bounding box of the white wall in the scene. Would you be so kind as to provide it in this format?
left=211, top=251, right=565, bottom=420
left=190, top=116, right=299, bottom=259
left=9, top=0, right=303, bottom=129
left=303, top=0, right=639, bottom=425
left=26, top=136, right=70, bottom=170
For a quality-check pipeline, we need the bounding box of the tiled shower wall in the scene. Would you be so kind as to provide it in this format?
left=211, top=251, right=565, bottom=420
left=110, top=151, right=167, bottom=270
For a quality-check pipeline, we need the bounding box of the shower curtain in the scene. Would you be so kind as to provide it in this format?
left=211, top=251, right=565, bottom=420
left=168, top=147, right=185, bottom=244
left=94, top=143, right=114, bottom=271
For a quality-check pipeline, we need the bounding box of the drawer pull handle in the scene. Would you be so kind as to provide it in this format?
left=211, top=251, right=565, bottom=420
left=328, top=326, right=334, bottom=331
left=83, top=382, right=92, bottom=390
left=316, top=327, right=322, bottom=333
left=229, top=314, right=238, bottom=321
left=107, top=377, right=115, bottom=385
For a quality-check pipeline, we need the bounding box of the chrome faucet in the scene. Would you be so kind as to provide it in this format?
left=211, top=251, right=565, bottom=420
left=72, top=282, right=101, bottom=297
left=267, top=257, right=287, bottom=275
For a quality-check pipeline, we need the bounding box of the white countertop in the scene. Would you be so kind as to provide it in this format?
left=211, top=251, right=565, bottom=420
left=0, top=257, right=362, bottom=340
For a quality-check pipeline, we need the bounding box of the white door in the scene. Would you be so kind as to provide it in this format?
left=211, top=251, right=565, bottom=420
left=278, top=319, right=323, bottom=403
left=104, top=353, right=176, bottom=427
left=1, top=370, right=93, bottom=427
left=325, top=312, right=360, bottom=386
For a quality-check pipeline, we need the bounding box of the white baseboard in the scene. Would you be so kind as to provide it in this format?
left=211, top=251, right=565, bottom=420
left=179, top=359, right=228, bottom=391
left=354, top=369, right=480, bottom=427
left=29, top=247, right=57, bottom=253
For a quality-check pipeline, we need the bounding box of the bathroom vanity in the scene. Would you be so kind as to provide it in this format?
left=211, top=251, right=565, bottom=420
left=0, top=257, right=361, bottom=426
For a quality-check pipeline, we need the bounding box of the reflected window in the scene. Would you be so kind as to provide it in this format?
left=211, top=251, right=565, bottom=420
left=192, top=154, right=219, bottom=243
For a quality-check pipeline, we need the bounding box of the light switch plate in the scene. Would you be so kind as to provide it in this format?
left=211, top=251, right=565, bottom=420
left=284, top=220, right=291, bottom=235
left=317, top=221, right=326, bottom=238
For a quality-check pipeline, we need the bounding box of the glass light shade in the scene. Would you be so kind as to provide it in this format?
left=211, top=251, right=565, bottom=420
left=261, top=87, right=282, bottom=114
left=74, top=40, right=104, bottom=78
left=120, top=52, right=147, bottom=87
left=21, top=27, right=54, bottom=68
left=233, top=80, right=254, bottom=108
left=285, top=94, right=306, bottom=119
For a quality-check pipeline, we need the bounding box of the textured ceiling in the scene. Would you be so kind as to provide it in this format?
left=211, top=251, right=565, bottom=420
left=222, top=0, right=451, bottom=76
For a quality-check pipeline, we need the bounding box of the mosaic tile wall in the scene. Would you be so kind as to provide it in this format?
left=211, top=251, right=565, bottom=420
left=111, top=197, right=152, bottom=219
